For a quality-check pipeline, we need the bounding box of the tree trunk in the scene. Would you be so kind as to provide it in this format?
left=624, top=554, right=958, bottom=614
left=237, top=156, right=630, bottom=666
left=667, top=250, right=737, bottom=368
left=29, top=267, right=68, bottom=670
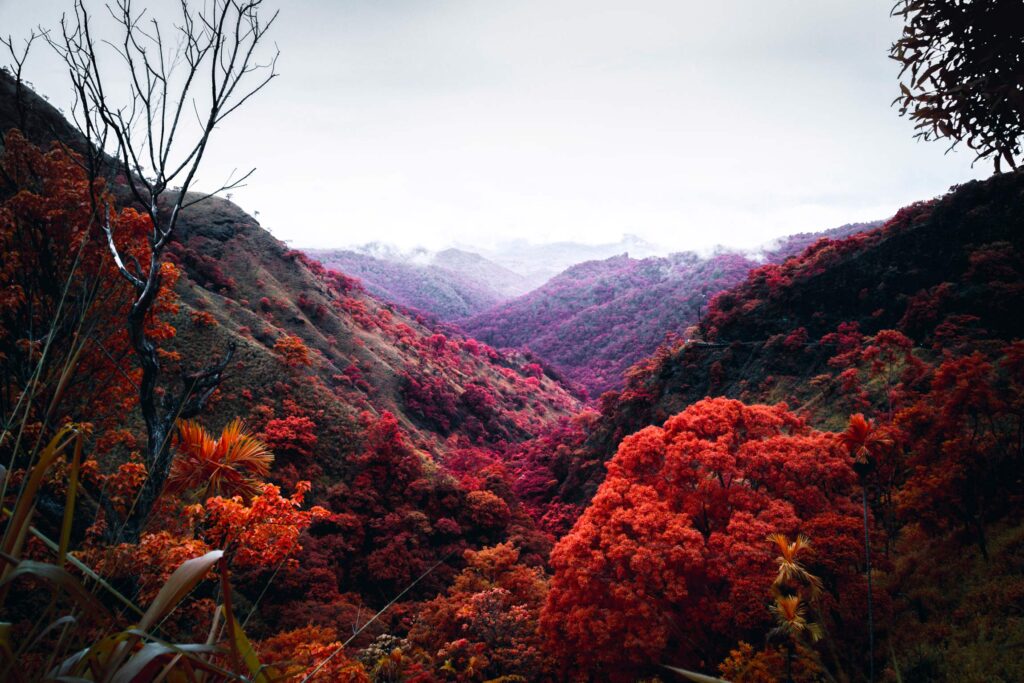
left=862, top=486, right=875, bottom=683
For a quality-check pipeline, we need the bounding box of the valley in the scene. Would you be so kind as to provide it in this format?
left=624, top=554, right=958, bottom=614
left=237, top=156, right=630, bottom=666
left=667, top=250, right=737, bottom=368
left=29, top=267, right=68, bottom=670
left=2, top=2, right=1023, bottom=680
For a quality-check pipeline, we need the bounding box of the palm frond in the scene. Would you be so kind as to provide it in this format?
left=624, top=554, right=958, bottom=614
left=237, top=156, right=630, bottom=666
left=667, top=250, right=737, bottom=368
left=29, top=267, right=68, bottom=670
left=169, top=419, right=274, bottom=499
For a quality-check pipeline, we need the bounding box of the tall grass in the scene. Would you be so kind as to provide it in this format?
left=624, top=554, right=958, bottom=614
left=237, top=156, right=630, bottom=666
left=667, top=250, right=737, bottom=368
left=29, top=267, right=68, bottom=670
left=0, top=148, right=274, bottom=682
left=0, top=421, right=277, bottom=681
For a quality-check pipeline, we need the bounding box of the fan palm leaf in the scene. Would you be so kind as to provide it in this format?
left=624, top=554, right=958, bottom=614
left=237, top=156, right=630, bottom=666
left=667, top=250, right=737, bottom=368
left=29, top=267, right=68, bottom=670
left=168, top=419, right=273, bottom=499
left=769, top=595, right=823, bottom=643
left=840, top=413, right=892, bottom=465
left=768, top=533, right=823, bottom=597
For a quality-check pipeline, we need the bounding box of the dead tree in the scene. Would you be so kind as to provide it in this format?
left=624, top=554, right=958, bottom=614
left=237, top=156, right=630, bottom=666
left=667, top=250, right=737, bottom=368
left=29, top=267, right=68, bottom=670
left=47, top=0, right=278, bottom=542
left=1, top=31, right=44, bottom=133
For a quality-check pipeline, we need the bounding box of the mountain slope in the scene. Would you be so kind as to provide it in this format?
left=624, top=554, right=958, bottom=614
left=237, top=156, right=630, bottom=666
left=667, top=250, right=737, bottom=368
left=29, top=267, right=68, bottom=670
left=463, top=251, right=758, bottom=396
left=1, top=71, right=582, bottom=651
left=6, top=62, right=1024, bottom=681
left=167, top=198, right=580, bottom=459
left=516, top=172, right=1024, bottom=681
left=525, top=172, right=1024, bottom=508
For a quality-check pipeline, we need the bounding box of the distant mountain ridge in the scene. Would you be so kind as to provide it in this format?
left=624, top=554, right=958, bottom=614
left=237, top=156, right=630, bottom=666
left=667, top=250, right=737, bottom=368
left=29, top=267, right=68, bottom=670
left=470, top=234, right=666, bottom=289
left=461, top=222, right=881, bottom=396
left=432, top=248, right=532, bottom=298
left=303, top=247, right=530, bottom=320
left=310, top=234, right=669, bottom=301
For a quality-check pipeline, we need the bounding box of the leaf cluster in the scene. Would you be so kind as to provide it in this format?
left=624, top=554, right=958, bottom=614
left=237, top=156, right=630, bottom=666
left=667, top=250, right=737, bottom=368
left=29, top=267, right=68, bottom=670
left=891, top=0, right=1024, bottom=170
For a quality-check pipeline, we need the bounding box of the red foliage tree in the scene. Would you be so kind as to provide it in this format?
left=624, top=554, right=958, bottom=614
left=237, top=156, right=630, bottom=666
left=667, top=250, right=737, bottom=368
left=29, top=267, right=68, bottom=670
left=401, top=373, right=460, bottom=433
left=896, top=347, right=1023, bottom=557
left=541, top=398, right=862, bottom=679
left=261, top=414, right=318, bottom=458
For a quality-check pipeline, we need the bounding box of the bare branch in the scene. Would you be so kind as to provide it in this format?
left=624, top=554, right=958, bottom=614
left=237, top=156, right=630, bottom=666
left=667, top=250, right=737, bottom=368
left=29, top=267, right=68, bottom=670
left=179, top=167, right=255, bottom=209
left=2, top=29, right=44, bottom=131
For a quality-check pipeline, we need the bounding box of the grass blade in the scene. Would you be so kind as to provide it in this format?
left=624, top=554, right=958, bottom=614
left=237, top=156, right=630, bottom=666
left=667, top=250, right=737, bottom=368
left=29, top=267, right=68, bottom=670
left=139, top=550, right=224, bottom=632
left=58, top=430, right=84, bottom=567
left=1, top=425, right=82, bottom=569
left=664, top=665, right=732, bottom=683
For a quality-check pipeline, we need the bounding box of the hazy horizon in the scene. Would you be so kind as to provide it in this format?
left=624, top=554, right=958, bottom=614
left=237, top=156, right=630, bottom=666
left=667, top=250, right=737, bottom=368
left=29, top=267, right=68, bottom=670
left=323, top=225, right=873, bottom=262
left=0, top=0, right=988, bottom=253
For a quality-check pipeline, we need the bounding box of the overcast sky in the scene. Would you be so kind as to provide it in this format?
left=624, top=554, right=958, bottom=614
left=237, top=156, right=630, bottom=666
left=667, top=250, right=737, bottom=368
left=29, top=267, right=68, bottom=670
left=1, top=0, right=988, bottom=252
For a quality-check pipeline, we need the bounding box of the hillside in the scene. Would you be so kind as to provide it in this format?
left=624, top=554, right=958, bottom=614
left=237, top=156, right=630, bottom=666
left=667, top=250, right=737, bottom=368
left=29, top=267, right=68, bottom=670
left=1, top=72, right=585, bottom=675
left=501, top=173, right=1024, bottom=679
left=167, top=200, right=579, bottom=447
left=516, top=171, right=1024, bottom=510
left=304, top=247, right=529, bottom=320
left=156, top=193, right=584, bottom=610
left=0, top=68, right=581, bottom=456
left=463, top=251, right=757, bottom=396
left=463, top=223, right=878, bottom=397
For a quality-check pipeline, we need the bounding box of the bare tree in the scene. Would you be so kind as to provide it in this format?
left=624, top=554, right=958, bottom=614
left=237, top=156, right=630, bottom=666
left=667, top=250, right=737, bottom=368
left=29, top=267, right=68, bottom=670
left=1, top=31, right=44, bottom=133
left=47, top=0, right=279, bottom=542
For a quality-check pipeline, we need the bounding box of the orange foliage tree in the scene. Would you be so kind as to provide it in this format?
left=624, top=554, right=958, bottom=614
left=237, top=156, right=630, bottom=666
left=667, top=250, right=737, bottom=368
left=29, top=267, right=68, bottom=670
left=196, top=481, right=330, bottom=569
left=87, top=478, right=328, bottom=643
left=408, top=543, right=550, bottom=680
left=274, top=334, right=313, bottom=367
left=257, top=625, right=369, bottom=682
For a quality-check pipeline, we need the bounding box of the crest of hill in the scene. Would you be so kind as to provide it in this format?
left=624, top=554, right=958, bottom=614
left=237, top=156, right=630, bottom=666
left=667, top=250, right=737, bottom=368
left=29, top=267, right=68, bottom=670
left=0, top=69, right=82, bottom=150
left=461, top=223, right=880, bottom=397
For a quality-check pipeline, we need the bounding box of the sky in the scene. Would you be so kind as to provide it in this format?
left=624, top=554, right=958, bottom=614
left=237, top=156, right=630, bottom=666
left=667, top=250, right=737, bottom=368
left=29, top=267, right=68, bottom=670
left=0, top=0, right=989, bottom=253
